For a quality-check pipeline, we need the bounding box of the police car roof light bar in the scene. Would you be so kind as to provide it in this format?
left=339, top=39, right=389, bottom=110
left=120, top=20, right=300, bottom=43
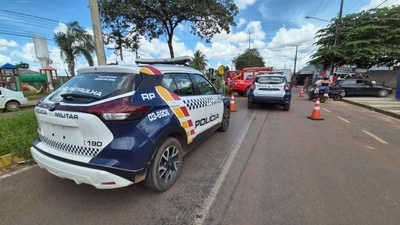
left=135, top=56, right=192, bottom=65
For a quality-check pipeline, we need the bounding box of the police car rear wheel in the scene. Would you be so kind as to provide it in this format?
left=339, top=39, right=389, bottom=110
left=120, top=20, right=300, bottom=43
left=144, top=137, right=183, bottom=192
left=218, top=107, right=230, bottom=132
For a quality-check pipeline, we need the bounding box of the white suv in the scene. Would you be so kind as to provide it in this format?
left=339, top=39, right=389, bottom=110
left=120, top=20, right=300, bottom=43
left=30, top=57, right=230, bottom=191
left=247, top=72, right=292, bottom=111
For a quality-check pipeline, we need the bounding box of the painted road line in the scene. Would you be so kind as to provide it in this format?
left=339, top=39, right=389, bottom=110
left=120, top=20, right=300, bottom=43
left=337, top=116, right=351, bottom=123
left=0, top=165, right=36, bottom=181
left=195, top=111, right=256, bottom=225
left=323, top=108, right=331, bottom=113
left=362, top=130, right=389, bottom=145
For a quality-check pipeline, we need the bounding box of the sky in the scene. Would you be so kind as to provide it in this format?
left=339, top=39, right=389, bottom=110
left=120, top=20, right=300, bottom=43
left=0, top=0, right=399, bottom=76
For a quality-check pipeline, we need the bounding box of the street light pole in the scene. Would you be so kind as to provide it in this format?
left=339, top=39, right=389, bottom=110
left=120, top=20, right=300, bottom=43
left=304, top=16, right=330, bottom=23
left=330, top=0, right=344, bottom=75
left=305, top=0, right=344, bottom=76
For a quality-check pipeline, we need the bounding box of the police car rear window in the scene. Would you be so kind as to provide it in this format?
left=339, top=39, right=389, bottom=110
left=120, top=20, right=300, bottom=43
left=256, top=76, right=285, bottom=84
left=48, top=73, right=142, bottom=103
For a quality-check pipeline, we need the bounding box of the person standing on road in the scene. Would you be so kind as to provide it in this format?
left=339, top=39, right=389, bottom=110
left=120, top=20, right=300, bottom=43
left=303, top=76, right=310, bottom=93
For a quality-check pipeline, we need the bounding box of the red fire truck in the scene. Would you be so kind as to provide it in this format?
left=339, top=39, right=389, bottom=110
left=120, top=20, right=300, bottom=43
left=228, top=67, right=274, bottom=96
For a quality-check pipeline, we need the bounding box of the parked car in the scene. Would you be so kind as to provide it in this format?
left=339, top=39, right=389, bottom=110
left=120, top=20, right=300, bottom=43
left=30, top=56, right=230, bottom=191
left=0, top=87, right=28, bottom=112
left=247, top=72, right=292, bottom=111
left=330, top=79, right=392, bottom=97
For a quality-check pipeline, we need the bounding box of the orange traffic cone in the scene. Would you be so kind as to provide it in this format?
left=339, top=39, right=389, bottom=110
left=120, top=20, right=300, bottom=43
left=230, top=94, right=237, bottom=112
left=299, top=89, right=304, bottom=97
left=307, top=98, right=324, bottom=120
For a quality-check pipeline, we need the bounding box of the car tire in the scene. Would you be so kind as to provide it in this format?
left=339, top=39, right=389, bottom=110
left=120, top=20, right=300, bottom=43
left=247, top=101, right=255, bottom=109
left=378, top=89, right=389, bottom=97
left=308, top=92, right=313, bottom=100
left=237, top=91, right=244, bottom=96
left=340, top=91, right=346, bottom=97
left=320, top=97, right=326, bottom=103
left=245, top=87, right=250, bottom=97
left=332, top=95, right=342, bottom=101
left=283, top=103, right=290, bottom=111
left=5, top=101, right=21, bottom=112
left=144, top=137, right=183, bottom=192
left=218, top=107, right=230, bottom=132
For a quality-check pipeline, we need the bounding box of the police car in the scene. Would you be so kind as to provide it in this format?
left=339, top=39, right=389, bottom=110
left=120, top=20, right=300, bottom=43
left=247, top=72, right=292, bottom=111
left=30, top=56, right=230, bottom=191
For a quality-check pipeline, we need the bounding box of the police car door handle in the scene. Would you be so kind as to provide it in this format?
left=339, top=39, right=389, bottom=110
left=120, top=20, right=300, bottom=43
left=170, top=102, right=180, bottom=107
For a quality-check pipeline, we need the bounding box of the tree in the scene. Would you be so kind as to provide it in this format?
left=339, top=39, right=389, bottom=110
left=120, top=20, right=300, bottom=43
left=189, top=50, right=207, bottom=73
left=54, top=21, right=95, bottom=76
left=98, top=0, right=140, bottom=60
left=232, top=48, right=265, bottom=69
left=15, top=62, right=29, bottom=69
left=310, top=5, right=400, bottom=69
left=101, top=0, right=238, bottom=58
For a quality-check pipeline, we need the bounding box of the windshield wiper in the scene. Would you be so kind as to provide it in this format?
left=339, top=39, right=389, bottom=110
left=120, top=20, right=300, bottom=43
left=61, top=93, right=100, bottom=101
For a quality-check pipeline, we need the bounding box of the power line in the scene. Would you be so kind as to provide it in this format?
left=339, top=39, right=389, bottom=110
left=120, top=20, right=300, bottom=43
left=0, top=9, right=61, bottom=23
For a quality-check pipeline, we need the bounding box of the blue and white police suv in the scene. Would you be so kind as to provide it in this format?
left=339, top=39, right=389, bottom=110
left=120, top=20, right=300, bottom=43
left=30, top=57, right=230, bottom=191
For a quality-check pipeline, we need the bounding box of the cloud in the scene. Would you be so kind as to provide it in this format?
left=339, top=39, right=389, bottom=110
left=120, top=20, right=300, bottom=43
left=234, top=0, right=258, bottom=10
left=0, top=39, right=19, bottom=52
left=237, top=18, right=247, bottom=28
left=360, top=0, right=400, bottom=11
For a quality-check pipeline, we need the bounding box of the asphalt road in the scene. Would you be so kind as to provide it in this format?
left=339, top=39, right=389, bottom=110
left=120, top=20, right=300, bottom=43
left=1, top=90, right=400, bottom=225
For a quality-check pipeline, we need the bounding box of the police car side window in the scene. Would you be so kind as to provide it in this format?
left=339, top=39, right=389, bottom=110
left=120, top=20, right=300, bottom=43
left=193, top=74, right=215, bottom=95
left=164, top=73, right=194, bottom=96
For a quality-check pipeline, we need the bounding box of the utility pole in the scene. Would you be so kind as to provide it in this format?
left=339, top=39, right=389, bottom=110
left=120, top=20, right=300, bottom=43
left=293, top=45, right=300, bottom=83
left=247, top=31, right=252, bottom=67
left=330, top=0, right=344, bottom=75
left=89, top=0, right=107, bottom=65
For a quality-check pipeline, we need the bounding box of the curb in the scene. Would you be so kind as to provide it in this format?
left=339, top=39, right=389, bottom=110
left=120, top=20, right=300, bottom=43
left=0, top=154, right=26, bottom=170
left=342, top=99, right=400, bottom=120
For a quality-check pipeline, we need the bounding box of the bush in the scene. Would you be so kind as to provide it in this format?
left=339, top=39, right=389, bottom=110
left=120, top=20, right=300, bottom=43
left=0, top=109, right=37, bottom=160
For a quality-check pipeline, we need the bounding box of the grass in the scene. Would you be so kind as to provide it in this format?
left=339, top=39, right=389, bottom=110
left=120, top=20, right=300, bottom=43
left=0, top=91, right=47, bottom=160
left=0, top=109, right=37, bottom=160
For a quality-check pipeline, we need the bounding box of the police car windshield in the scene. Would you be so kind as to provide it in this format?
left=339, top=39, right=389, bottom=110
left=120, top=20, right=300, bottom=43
left=48, top=73, right=141, bottom=103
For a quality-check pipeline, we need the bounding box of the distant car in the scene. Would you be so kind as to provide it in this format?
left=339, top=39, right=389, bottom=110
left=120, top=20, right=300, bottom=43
left=247, top=72, right=292, bottom=111
left=0, top=87, right=28, bottom=112
left=330, top=79, right=392, bottom=97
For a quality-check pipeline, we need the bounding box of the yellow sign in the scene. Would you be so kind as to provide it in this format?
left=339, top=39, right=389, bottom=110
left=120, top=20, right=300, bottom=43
left=218, top=65, right=225, bottom=75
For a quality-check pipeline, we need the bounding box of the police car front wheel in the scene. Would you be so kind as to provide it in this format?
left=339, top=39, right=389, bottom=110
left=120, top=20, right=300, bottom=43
left=144, top=137, right=183, bottom=192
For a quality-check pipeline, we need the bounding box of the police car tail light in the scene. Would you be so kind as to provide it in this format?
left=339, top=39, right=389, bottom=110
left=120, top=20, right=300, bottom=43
left=87, top=97, right=151, bottom=121
left=284, top=84, right=291, bottom=91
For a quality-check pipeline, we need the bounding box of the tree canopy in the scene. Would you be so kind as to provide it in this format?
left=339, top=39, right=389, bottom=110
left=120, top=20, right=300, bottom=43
left=15, top=62, right=29, bottom=69
left=310, top=5, right=400, bottom=69
left=99, top=0, right=239, bottom=58
left=189, top=50, right=207, bottom=73
left=233, top=48, right=265, bottom=70
left=54, top=21, right=95, bottom=76
left=98, top=0, right=139, bottom=60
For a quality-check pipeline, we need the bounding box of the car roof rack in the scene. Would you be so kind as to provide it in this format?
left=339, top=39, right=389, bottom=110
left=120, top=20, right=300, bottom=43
left=135, top=56, right=192, bottom=65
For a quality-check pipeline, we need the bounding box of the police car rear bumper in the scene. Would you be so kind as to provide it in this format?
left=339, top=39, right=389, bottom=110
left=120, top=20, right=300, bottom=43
left=249, top=95, right=291, bottom=104
left=31, top=146, right=138, bottom=189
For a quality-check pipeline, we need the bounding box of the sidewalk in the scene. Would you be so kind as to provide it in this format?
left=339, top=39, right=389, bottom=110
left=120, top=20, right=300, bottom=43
left=342, top=96, right=400, bottom=120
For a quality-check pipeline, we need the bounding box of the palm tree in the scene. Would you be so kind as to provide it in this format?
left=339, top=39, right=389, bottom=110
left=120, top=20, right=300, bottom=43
left=189, top=50, right=207, bottom=74
left=54, top=21, right=95, bottom=76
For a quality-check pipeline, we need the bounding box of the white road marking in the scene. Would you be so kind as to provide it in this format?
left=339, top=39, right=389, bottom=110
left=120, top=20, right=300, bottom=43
left=323, top=108, right=331, bottom=112
left=0, top=165, right=36, bottom=180
left=195, top=111, right=256, bottom=225
left=337, top=116, right=351, bottom=123
left=362, top=130, right=389, bottom=145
